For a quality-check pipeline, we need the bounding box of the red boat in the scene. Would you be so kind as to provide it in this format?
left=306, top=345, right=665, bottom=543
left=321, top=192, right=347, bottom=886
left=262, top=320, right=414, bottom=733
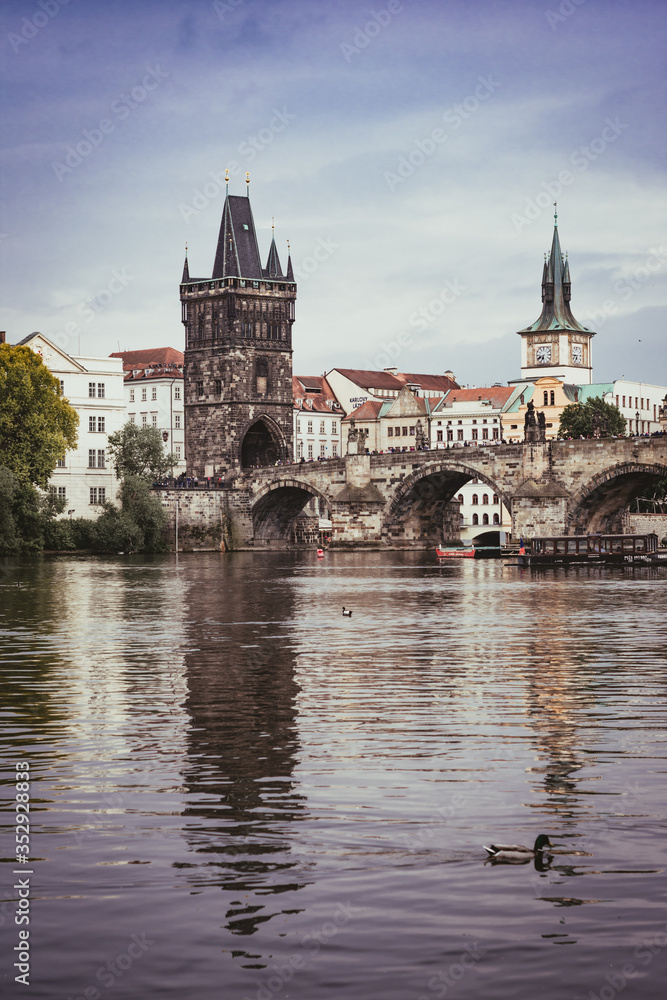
left=436, top=546, right=475, bottom=558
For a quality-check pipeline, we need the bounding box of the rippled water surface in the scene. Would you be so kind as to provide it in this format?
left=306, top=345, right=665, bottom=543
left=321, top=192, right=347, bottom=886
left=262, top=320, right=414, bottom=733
left=1, top=552, right=666, bottom=999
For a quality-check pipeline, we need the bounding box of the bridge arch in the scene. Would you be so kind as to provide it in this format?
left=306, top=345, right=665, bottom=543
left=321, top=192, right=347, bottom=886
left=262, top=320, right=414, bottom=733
left=567, top=460, right=667, bottom=534
left=251, top=478, right=332, bottom=544
left=383, top=461, right=510, bottom=545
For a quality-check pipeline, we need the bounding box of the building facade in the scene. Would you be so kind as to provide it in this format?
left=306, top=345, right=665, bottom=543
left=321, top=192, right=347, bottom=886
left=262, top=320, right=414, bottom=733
left=19, top=333, right=125, bottom=515
left=180, top=187, right=296, bottom=477
left=326, top=367, right=458, bottom=415
left=111, top=348, right=186, bottom=474
left=293, top=376, right=344, bottom=461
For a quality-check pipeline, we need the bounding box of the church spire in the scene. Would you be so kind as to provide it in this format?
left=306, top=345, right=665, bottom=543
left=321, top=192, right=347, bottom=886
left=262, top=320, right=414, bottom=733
left=285, top=240, right=294, bottom=282
left=519, top=213, right=591, bottom=335
left=181, top=244, right=189, bottom=283
left=264, top=218, right=283, bottom=278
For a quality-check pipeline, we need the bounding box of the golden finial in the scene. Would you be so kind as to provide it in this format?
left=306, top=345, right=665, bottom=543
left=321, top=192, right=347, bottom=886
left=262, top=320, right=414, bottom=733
left=246, top=171, right=250, bottom=195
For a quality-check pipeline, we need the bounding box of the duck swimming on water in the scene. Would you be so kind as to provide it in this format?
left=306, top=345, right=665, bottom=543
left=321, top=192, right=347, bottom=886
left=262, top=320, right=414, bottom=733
left=483, top=834, right=552, bottom=862
left=342, top=607, right=352, bottom=617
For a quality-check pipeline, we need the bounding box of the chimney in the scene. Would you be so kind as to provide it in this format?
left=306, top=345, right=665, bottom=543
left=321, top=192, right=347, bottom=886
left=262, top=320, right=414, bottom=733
left=384, top=367, right=398, bottom=376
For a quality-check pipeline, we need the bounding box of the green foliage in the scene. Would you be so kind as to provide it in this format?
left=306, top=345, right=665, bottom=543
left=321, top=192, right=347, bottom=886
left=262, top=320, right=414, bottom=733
left=91, top=477, right=167, bottom=553
left=107, top=422, right=177, bottom=481
left=558, top=396, right=626, bottom=439
left=0, top=467, right=46, bottom=553
left=0, top=343, right=78, bottom=487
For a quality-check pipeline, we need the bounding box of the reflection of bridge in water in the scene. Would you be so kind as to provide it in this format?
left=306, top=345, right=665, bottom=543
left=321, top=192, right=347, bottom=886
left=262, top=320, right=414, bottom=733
left=158, top=436, right=667, bottom=549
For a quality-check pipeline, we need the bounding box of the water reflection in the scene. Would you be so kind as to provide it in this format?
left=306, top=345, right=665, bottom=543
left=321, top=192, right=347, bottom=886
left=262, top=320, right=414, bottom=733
left=178, top=555, right=308, bottom=940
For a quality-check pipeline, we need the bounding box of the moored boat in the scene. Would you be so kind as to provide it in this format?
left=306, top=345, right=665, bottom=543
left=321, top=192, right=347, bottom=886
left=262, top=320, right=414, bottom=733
left=436, top=546, right=475, bottom=558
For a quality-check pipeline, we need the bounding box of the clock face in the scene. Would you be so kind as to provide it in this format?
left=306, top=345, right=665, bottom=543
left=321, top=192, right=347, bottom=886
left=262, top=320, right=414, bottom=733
left=536, top=345, right=552, bottom=364
left=572, top=344, right=582, bottom=364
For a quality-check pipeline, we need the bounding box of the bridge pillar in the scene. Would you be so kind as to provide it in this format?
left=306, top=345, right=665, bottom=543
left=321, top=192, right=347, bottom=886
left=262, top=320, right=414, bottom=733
left=511, top=480, right=570, bottom=539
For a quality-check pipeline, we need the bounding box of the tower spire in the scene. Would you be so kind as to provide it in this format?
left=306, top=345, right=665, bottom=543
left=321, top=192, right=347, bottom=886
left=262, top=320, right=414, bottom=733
left=181, top=243, right=189, bottom=283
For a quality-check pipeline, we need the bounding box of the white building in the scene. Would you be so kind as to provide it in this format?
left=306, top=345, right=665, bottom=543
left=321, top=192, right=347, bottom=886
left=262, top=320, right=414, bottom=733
left=18, top=333, right=125, bottom=515
left=112, top=349, right=185, bottom=474
left=579, top=380, right=667, bottom=436
left=325, top=367, right=458, bottom=415
left=293, top=376, right=344, bottom=461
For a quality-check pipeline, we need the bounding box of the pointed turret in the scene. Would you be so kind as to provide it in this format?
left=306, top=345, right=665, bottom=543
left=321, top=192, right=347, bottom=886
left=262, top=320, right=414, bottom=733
left=285, top=241, right=294, bottom=282
left=520, top=214, right=590, bottom=334
left=181, top=252, right=190, bottom=283
left=264, top=228, right=283, bottom=279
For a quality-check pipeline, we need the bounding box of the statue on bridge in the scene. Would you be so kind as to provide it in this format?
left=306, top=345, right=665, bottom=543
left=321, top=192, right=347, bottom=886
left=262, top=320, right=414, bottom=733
left=591, top=408, right=610, bottom=439
left=347, top=418, right=361, bottom=455
left=415, top=418, right=426, bottom=449
left=524, top=400, right=546, bottom=443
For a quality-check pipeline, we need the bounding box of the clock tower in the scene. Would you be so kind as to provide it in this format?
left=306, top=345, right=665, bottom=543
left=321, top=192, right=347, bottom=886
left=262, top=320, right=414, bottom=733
left=517, top=210, right=594, bottom=384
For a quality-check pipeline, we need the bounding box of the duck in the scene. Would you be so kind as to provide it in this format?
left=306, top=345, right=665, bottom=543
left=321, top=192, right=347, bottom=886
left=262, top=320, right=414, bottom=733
left=342, top=607, right=353, bottom=617
left=483, top=834, right=552, bottom=863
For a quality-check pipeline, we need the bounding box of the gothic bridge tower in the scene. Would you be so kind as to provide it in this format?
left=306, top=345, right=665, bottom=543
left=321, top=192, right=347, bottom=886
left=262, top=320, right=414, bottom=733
left=181, top=180, right=296, bottom=477
left=517, top=209, right=595, bottom=385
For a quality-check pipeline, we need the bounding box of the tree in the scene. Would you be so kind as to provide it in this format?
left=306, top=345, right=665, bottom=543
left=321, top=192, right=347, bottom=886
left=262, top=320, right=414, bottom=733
left=0, top=466, right=68, bottom=554
left=106, top=422, right=177, bottom=481
left=0, top=343, right=78, bottom=487
left=92, top=476, right=167, bottom=553
left=558, top=396, right=626, bottom=439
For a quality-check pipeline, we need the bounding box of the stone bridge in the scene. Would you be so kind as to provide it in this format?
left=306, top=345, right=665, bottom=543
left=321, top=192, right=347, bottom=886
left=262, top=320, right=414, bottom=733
left=157, top=436, right=667, bottom=550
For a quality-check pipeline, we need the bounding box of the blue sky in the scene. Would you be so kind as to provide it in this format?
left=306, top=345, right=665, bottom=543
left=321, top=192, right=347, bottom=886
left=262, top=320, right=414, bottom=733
left=1, top=0, right=665, bottom=387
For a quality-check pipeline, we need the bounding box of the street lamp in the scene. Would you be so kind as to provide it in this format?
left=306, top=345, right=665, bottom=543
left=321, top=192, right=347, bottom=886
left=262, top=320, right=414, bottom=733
left=67, top=509, right=75, bottom=521
left=636, top=410, right=640, bottom=436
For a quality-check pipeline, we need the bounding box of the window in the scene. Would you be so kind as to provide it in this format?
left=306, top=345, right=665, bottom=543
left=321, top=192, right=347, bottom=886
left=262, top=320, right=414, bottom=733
left=215, top=379, right=222, bottom=395
left=175, top=446, right=181, bottom=459
left=457, top=429, right=464, bottom=441
left=622, top=396, right=626, bottom=407
left=98, top=417, right=105, bottom=433
left=447, top=430, right=453, bottom=441
left=256, top=357, right=268, bottom=394
left=472, top=513, right=479, bottom=525
left=57, top=486, right=66, bottom=500
left=320, top=420, right=326, bottom=434
left=482, top=513, right=489, bottom=525
left=307, top=444, right=313, bottom=459
left=307, top=420, right=313, bottom=433
left=196, top=381, right=204, bottom=397
left=298, top=442, right=304, bottom=459
left=130, top=389, right=135, bottom=402
left=89, top=416, right=96, bottom=432
left=88, top=449, right=96, bottom=468
left=152, top=415, right=157, bottom=427
left=89, top=487, right=105, bottom=505
left=550, top=391, right=555, bottom=406
left=174, top=386, right=181, bottom=400
left=97, top=384, right=105, bottom=398
left=332, top=421, right=337, bottom=434
left=409, top=426, right=415, bottom=436
left=493, top=494, right=499, bottom=504
left=472, top=429, right=478, bottom=440
left=56, top=458, right=65, bottom=468
left=482, top=428, right=488, bottom=440
left=97, top=449, right=105, bottom=468
left=543, top=391, right=548, bottom=405
left=141, top=387, right=147, bottom=401
left=482, top=494, right=489, bottom=504
left=437, top=430, right=443, bottom=441
left=174, top=414, right=181, bottom=429
left=130, top=415, right=135, bottom=424
left=89, top=416, right=105, bottom=432
left=151, top=386, right=157, bottom=400
left=472, top=494, right=479, bottom=505
left=332, top=443, right=338, bottom=457
left=320, top=443, right=326, bottom=457
left=388, top=427, right=394, bottom=437
left=59, top=379, right=65, bottom=395
left=142, top=415, right=147, bottom=428
left=472, top=419, right=477, bottom=425
left=457, top=494, right=463, bottom=503
left=493, top=513, right=500, bottom=525
left=395, top=426, right=401, bottom=436
left=89, top=382, right=96, bottom=397
left=402, top=426, right=408, bottom=436
left=492, top=428, right=499, bottom=439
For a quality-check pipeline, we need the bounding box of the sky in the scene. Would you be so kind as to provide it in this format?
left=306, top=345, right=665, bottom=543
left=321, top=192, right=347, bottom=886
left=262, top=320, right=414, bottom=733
left=1, top=0, right=666, bottom=388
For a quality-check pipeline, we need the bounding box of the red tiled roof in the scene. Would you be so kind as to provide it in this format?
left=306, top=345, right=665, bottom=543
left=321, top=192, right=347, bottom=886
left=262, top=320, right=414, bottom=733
left=111, top=347, right=184, bottom=367
left=293, top=375, right=343, bottom=413
left=440, top=386, right=514, bottom=407
left=330, top=368, right=459, bottom=392
left=124, top=367, right=183, bottom=382
left=344, top=400, right=385, bottom=421
left=394, top=372, right=458, bottom=391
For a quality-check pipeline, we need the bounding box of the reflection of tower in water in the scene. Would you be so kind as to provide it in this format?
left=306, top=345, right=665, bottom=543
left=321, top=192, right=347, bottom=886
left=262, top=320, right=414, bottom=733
left=178, top=557, right=307, bottom=936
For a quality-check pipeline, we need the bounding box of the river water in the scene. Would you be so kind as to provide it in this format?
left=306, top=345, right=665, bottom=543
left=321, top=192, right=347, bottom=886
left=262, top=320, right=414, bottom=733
left=1, top=552, right=666, bottom=1000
